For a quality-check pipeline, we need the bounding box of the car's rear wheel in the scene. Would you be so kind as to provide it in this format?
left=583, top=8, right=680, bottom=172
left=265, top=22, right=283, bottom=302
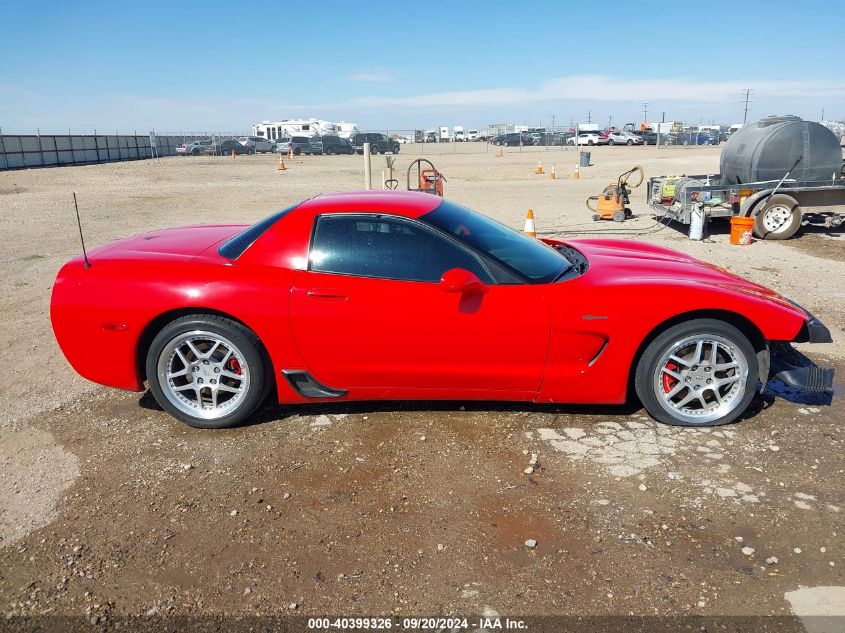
left=608, top=139, right=615, bottom=145
left=635, top=319, right=758, bottom=426
left=146, top=315, right=271, bottom=429
left=370, top=144, right=379, bottom=154
left=627, top=139, right=633, bottom=145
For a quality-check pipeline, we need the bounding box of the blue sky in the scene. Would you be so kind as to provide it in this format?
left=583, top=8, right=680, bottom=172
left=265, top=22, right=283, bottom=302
left=1, top=0, right=844, bottom=133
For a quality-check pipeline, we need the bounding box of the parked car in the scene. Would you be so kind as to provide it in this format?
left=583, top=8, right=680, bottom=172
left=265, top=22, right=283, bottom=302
left=51, top=191, right=832, bottom=430
left=605, top=131, right=644, bottom=146
left=176, top=139, right=212, bottom=156
left=566, top=132, right=607, bottom=146
left=676, top=131, right=719, bottom=145
left=305, top=135, right=354, bottom=155
left=204, top=139, right=253, bottom=156
left=350, top=133, right=400, bottom=155
left=494, top=132, right=534, bottom=147
left=273, top=136, right=311, bottom=155
left=238, top=136, right=274, bottom=153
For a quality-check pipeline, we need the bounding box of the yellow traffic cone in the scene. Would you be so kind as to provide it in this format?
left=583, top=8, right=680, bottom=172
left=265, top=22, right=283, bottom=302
left=550, top=164, right=557, bottom=180
left=536, top=160, right=543, bottom=174
left=523, top=209, right=537, bottom=237
left=278, top=155, right=286, bottom=171
left=572, top=164, right=580, bottom=180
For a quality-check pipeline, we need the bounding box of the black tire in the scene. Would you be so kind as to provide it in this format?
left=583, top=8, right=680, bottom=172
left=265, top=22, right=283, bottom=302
left=370, top=144, right=379, bottom=154
left=146, top=315, right=272, bottom=429
left=635, top=318, right=758, bottom=427
left=191, top=149, right=200, bottom=156
left=391, top=144, right=400, bottom=154
left=753, top=194, right=802, bottom=240
left=588, top=140, right=595, bottom=146
left=608, top=139, right=615, bottom=146
left=626, top=139, right=633, bottom=146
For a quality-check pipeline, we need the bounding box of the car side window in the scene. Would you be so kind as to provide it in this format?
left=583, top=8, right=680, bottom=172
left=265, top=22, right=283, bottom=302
left=309, top=214, right=492, bottom=283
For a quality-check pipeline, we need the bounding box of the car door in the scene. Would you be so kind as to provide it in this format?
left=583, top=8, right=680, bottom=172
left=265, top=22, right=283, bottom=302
left=289, top=213, right=550, bottom=396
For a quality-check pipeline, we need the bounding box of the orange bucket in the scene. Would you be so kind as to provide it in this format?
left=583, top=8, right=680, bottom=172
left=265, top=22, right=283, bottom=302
left=730, top=216, right=755, bottom=245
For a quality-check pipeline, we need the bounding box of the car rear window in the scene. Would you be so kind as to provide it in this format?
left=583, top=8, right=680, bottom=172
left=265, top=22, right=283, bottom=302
left=292, top=136, right=309, bottom=143
left=218, top=205, right=298, bottom=260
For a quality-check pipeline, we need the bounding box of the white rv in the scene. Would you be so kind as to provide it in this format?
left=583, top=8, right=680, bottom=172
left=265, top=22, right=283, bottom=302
left=252, top=118, right=341, bottom=141
left=335, top=121, right=359, bottom=140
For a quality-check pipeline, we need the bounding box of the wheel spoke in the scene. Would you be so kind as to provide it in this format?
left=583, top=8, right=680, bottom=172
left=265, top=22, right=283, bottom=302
left=168, top=368, right=188, bottom=379
left=716, top=361, right=739, bottom=371
left=210, top=388, right=218, bottom=409
left=709, top=387, right=723, bottom=404
left=717, top=375, right=740, bottom=388
left=173, top=383, right=195, bottom=392
left=217, top=383, right=241, bottom=394
left=675, top=391, right=697, bottom=408
left=662, top=367, right=683, bottom=381
left=669, top=354, right=692, bottom=368
left=709, top=341, right=719, bottom=365
left=221, top=369, right=244, bottom=381
left=174, top=348, right=190, bottom=368
left=693, top=340, right=704, bottom=364
left=665, top=382, right=686, bottom=398
left=205, top=341, right=221, bottom=359
left=185, top=340, right=203, bottom=361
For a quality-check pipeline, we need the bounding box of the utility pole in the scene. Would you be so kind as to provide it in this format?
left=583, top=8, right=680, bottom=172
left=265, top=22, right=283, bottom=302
left=742, top=89, right=753, bottom=124
left=608, top=115, right=613, bottom=129
left=821, top=107, right=825, bottom=121
left=551, top=114, right=555, bottom=132
left=642, top=103, right=649, bottom=124
left=586, top=110, right=592, bottom=124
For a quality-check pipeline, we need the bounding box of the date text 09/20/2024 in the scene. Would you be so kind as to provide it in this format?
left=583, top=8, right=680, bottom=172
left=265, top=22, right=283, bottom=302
left=307, top=617, right=527, bottom=629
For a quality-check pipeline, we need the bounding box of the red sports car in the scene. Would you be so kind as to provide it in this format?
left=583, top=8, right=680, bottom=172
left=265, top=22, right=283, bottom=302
left=51, top=191, right=833, bottom=429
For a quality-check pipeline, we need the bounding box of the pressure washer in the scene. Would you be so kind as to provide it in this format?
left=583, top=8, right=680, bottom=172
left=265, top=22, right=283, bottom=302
left=585, top=165, right=644, bottom=222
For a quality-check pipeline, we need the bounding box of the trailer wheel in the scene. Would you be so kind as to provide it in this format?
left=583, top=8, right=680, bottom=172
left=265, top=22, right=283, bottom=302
left=754, top=194, right=801, bottom=240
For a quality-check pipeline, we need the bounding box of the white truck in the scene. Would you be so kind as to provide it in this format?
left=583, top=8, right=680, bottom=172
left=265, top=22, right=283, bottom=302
left=439, top=126, right=451, bottom=142
left=453, top=126, right=465, bottom=142
left=466, top=129, right=479, bottom=141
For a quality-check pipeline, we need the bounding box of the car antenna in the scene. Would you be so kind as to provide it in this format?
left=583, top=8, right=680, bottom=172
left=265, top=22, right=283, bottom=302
left=73, top=192, right=91, bottom=269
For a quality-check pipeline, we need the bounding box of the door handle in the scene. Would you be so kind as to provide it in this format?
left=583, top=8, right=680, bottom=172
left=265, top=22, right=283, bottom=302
left=306, top=287, right=348, bottom=300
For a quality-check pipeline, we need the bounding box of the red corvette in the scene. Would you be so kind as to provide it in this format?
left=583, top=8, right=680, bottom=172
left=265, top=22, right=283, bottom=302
left=51, top=191, right=833, bottom=429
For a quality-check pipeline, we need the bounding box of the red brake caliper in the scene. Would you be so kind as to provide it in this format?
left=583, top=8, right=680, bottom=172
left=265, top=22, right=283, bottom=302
left=662, top=362, right=678, bottom=393
left=227, top=358, right=242, bottom=375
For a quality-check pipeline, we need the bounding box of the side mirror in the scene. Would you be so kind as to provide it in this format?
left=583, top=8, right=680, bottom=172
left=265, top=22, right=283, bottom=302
left=440, top=268, right=488, bottom=294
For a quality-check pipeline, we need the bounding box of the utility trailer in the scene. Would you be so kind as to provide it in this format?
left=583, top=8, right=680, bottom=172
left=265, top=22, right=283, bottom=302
left=647, top=173, right=845, bottom=239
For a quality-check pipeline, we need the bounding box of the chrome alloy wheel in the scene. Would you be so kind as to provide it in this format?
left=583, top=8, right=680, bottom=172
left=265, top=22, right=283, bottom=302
left=762, top=205, right=793, bottom=234
left=156, top=330, right=251, bottom=420
left=652, top=334, right=749, bottom=425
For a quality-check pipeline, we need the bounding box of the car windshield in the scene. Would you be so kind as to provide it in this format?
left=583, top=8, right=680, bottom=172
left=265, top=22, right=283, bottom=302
left=420, top=200, right=570, bottom=283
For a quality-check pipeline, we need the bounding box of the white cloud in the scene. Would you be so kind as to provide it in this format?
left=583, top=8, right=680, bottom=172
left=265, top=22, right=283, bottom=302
left=347, top=68, right=393, bottom=83
left=343, top=74, right=845, bottom=107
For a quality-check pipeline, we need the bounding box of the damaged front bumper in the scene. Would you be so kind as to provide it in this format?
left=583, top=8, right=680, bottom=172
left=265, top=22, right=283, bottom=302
left=766, top=304, right=834, bottom=393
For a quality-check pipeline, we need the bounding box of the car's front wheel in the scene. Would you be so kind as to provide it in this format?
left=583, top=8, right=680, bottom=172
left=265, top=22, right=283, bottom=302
left=146, top=315, right=271, bottom=429
left=635, top=319, right=758, bottom=427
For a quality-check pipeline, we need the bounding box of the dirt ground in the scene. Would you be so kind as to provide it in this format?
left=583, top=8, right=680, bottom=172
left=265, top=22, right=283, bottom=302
left=0, top=145, right=843, bottom=628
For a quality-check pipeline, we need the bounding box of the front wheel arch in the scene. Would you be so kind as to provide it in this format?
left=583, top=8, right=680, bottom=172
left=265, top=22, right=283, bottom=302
left=626, top=309, right=766, bottom=400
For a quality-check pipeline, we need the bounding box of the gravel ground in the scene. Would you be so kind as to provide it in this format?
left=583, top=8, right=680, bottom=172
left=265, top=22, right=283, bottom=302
left=0, top=146, right=842, bottom=625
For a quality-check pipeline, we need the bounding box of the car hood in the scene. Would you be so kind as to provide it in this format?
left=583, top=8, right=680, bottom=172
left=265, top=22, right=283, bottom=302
left=87, top=224, right=247, bottom=261
left=560, top=237, right=802, bottom=309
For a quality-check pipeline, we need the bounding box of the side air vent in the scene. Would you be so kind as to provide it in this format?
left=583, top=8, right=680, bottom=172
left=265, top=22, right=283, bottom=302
left=282, top=370, right=347, bottom=398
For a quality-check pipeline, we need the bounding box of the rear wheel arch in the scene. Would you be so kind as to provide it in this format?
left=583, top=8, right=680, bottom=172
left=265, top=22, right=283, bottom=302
left=626, top=309, right=766, bottom=398
left=136, top=308, right=275, bottom=392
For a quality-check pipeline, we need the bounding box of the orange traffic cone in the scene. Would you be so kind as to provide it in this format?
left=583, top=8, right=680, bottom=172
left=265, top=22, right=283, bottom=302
left=550, top=164, right=557, bottom=180
left=497, top=147, right=503, bottom=158
left=288, top=148, right=294, bottom=160
left=278, top=155, right=286, bottom=171
left=536, top=160, right=543, bottom=174
left=572, top=163, right=580, bottom=180
left=523, top=209, right=537, bottom=237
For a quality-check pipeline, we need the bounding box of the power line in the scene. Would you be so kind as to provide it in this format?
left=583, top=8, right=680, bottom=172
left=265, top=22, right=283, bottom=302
left=642, top=102, right=649, bottom=123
